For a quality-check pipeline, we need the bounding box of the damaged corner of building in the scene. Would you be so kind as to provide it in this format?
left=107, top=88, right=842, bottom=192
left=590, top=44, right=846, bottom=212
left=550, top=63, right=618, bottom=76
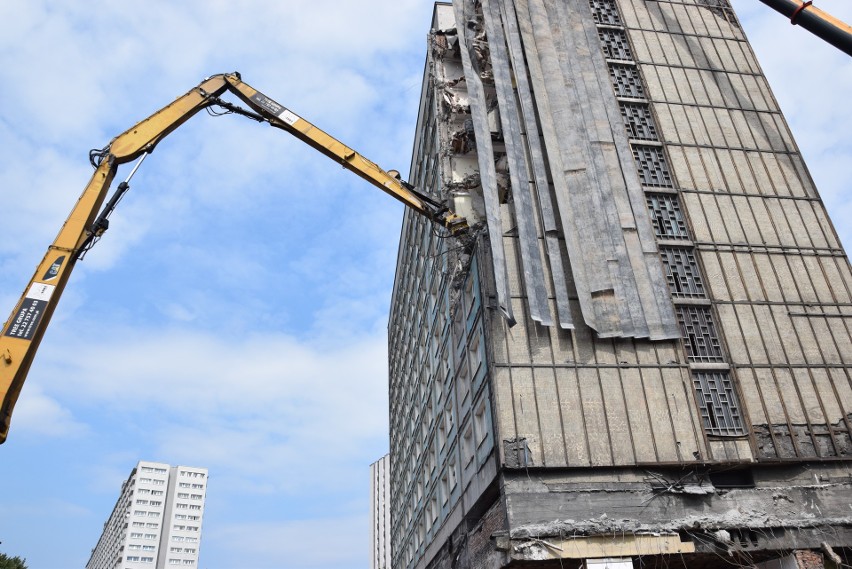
left=384, top=1, right=852, bottom=569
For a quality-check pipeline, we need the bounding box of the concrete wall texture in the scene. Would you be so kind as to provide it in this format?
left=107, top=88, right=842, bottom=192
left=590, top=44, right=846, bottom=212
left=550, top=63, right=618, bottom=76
left=388, top=1, right=852, bottom=568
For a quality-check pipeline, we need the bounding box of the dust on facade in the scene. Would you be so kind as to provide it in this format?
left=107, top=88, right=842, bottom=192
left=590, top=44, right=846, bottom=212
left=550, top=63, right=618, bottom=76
left=376, top=0, right=852, bottom=568
left=86, top=461, right=208, bottom=569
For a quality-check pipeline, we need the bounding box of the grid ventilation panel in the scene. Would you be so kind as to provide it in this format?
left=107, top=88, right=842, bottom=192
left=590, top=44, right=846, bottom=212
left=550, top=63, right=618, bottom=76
left=621, top=103, right=659, bottom=141
left=647, top=194, right=690, bottom=240
left=609, top=65, right=645, bottom=98
left=586, top=0, right=747, bottom=442
left=693, top=372, right=746, bottom=435
left=660, top=247, right=706, bottom=297
left=589, top=0, right=622, bottom=25
left=598, top=29, right=633, bottom=60
left=633, top=145, right=674, bottom=187
left=677, top=306, right=725, bottom=362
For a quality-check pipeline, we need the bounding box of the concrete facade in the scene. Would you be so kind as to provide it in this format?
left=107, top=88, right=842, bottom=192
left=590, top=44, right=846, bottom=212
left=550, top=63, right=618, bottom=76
left=86, top=461, right=208, bottom=569
left=371, top=454, right=393, bottom=569
left=388, top=1, right=852, bottom=568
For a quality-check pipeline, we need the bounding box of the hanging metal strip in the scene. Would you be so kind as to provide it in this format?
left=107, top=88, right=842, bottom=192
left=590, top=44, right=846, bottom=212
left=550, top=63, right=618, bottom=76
left=554, top=0, right=649, bottom=337
left=566, top=0, right=680, bottom=339
left=499, top=0, right=574, bottom=329
left=481, top=0, right=552, bottom=326
left=453, top=0, right=516, bottom=326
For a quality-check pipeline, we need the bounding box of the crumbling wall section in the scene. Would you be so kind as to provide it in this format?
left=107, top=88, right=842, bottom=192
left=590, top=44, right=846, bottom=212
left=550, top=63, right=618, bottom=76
left=423, top=498, right=510, bottom=569
left=502, top=466, right=852, bottom=565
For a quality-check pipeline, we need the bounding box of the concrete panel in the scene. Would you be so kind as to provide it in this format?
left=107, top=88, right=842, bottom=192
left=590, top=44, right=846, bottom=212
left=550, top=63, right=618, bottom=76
left=554, top=367, right=592, bottom=466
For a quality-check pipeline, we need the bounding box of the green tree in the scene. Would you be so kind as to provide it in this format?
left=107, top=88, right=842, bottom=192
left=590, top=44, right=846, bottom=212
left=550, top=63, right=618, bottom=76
left=0, top=553, right=27, bottom=569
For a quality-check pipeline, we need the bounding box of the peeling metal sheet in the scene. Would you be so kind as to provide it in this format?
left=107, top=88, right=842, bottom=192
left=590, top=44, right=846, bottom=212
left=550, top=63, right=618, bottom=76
left=448, top=0, right=678, bottom=339
left=453, top=0, right=515, bottom=326
left=560, top=0, right=679, bottom=339
left=499, top=0, right=574, bottom=330
left=549, top=0, right=646, bottom=338
left=508, top=0, right=678, bottom=339
left=481, top=0, right=551, bottom=326
left=516, top=0, right=602, bottom=331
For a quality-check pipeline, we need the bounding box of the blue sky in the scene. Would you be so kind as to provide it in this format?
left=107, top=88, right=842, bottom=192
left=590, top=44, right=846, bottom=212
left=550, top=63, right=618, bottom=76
left=0, top=1, right=850, bottom=568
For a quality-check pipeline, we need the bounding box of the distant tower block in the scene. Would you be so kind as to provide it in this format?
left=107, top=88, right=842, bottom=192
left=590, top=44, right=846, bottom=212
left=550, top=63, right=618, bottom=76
left=86, top=461, right=208, bottom=569
left=370, top=454, right=391, bottom=569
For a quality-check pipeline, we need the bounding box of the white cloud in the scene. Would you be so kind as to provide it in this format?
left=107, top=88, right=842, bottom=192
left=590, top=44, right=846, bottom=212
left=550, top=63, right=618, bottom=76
left=41, top=325, right=387, bottom=411
left=12, top=384, right=89, bottom=438
left=31, top=323, right=389, bottom=490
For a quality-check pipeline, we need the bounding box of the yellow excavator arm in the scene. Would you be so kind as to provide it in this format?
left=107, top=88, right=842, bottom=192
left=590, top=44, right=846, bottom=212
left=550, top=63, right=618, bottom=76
left=0, top=72, right=467, bottom=443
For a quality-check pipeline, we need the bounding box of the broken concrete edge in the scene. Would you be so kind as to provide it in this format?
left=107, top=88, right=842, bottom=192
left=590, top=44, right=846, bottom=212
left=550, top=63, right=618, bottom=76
left=504, top=512, right=852, bottom=540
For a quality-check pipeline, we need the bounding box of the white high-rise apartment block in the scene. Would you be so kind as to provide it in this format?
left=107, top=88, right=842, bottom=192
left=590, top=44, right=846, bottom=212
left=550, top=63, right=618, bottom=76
left=369, top=454, right=391, bottom=569
left=86, top=461, right=208, bottom=569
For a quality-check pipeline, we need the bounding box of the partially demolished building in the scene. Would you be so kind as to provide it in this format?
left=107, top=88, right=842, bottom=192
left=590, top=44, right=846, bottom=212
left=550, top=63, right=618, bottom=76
left=388, top=1, right=852, bottom=568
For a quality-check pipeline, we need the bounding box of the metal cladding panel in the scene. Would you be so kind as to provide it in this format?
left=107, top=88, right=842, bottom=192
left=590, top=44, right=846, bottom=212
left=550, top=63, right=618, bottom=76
left=498, top=0, right=574, bottom=329
left=482, top=0, right=551, bottom=326
left=453, top=0, right=516, bottom=326
left=446, top=0, right=678, bottom=339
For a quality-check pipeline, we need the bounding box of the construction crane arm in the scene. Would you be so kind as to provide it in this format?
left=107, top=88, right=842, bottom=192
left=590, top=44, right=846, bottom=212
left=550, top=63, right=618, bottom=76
left=757, top=0, right=852, bottom=56
left=0, top=72, right=466, bottom=443
left=220, top=74, right=466, bottom=233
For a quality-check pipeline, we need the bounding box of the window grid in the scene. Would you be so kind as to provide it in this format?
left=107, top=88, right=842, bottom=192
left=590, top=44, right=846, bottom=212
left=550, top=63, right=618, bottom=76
left=589, top=0, right=622, bottom=25
left=693, top=372, right=746, bottom=435
left=660, top=247, right=706, bottom=297
left=633, top=145, right=674, bottom=187
left=609, top=64, right=645, bottom=99
left=590, top=0, right=745, bottom=442
left=646, top=194, right=690, bottom=240
left=598, top=29, right=633, bottom=60
left=676, top=306, right=725, bottom=362
left=620, top=102, right=659, bottom=141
